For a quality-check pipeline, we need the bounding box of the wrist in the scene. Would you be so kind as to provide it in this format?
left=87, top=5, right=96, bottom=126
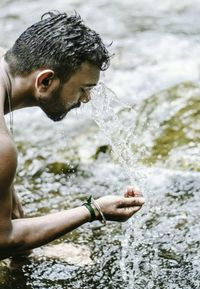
left=91, top=204, right=100, bottom=220
left=91, top=199, right=106, bottom=225
left=80, top=206, right=93, bottom=223
left=82, top=196, right=106, bottom=225
left=82, top=196, right=97, bottom=222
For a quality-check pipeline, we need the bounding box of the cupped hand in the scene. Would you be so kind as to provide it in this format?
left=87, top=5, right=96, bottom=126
left=96, top=191, right=145, bottom=222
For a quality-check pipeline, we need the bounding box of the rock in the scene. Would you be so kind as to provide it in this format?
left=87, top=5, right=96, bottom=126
left=33, top=243, right=93, bottom=266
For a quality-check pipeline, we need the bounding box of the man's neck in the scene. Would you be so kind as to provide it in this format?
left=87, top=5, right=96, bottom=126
left=0, top=58, right=37, bottom=114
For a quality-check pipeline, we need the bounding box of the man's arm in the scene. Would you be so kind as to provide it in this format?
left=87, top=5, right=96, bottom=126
left=0, top=134, right=144, bottom=260
left=1, top=198, right=144, bottom=260
left=0, top=134, right=17, bottom=221
left=0, top=135, right=91, bottom=258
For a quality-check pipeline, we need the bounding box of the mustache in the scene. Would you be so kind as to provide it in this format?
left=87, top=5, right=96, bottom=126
left=70, top=101, right=81, bottom=109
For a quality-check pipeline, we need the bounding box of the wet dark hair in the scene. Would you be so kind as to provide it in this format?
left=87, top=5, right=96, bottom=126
left=5, top=11, right=110, bottom=82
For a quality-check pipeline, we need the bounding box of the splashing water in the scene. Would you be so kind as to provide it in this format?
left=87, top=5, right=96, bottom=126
left=89, top=82, right=200, bottom=289
left=90, top=82, right=149, bottom=188
left=90, top=82, right=156, bottom=288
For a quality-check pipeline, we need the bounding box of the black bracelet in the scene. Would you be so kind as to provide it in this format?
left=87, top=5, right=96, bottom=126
left=82, top=196, right=96, bottom=222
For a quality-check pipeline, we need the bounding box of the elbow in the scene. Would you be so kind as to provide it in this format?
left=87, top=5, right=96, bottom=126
left=0, top=235, right=15, bottom=259
left=0, top=228, right=26, bottom=259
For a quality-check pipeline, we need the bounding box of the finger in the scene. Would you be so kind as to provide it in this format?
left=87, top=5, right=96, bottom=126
left=126, top=206, right=142, bottom=214
left=119, top=197, right=145, bottom=207
left=128, top=205, right=143, bottom=215
left=124, top=186, right=133, bottom=197
left=124, top=186, right=142, bottom=198
left=125, top=186, right=136, bottom=197
left=119, top=206, right=143, bottom=221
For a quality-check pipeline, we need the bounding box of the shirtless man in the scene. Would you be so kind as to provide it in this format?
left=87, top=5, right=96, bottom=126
left=0, top=12, right=145, bottom=260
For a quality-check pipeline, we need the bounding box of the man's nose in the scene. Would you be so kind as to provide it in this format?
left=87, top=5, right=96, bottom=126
left=80, top=91, right=91, bottom=103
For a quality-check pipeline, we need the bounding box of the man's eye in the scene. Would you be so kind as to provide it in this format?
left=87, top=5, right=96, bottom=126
left=80, top=88, right=86, bottom=93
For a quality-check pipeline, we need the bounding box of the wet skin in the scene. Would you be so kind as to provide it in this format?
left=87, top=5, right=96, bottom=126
left=37, top=62, right=100, bottom=121
left=0, top=49, right=145, bottom=260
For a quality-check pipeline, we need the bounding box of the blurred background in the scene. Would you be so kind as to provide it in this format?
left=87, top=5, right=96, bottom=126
left=0, top=0, right=200, bottom=288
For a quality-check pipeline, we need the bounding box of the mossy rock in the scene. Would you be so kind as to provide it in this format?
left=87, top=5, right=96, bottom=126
left=93, top=145, right=112, bottom=160
left=135, top=81, right=200, bottom=170
left=46, top=161, right=79, bottom=175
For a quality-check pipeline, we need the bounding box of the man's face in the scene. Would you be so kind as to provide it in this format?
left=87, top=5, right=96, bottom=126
left=40, top=62, right=100, bottom=121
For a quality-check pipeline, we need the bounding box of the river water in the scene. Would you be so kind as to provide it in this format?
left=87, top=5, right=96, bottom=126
left=0, top=0, right=200, bottom=288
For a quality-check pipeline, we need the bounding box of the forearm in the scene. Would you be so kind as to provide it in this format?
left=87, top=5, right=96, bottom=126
left=0, top=206, right=91, bottom=258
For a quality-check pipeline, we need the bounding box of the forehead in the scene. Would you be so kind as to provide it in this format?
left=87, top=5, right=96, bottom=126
left=66, top=62, right=100, bottom=85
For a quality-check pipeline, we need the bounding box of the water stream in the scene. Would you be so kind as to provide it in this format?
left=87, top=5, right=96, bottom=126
left=90, top=83, right=150, bottom=288
left=90, top=80, right=200, bottom=289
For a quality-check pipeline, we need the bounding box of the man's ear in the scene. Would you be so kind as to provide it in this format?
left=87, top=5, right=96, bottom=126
left=35, top=69, right=60, bottom=100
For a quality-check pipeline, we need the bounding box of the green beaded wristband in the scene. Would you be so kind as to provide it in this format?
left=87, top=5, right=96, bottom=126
left=82, top=196, right=96, bottom=222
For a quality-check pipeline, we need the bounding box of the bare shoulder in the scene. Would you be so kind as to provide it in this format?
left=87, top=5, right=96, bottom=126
left=0, top=134, right=17, bottom=168
left=0, top=134, right=17, bottom=191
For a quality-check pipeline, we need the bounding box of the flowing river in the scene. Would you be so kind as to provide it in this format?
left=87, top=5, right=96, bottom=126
left=0, top=0, right=200, bottom=288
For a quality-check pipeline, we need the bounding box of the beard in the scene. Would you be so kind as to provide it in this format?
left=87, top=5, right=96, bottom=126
left=38, top=86, right=81, bottom=122
left=44, top=101, right=81, bottom=121
left=45, top=111, right=68, bottom=122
